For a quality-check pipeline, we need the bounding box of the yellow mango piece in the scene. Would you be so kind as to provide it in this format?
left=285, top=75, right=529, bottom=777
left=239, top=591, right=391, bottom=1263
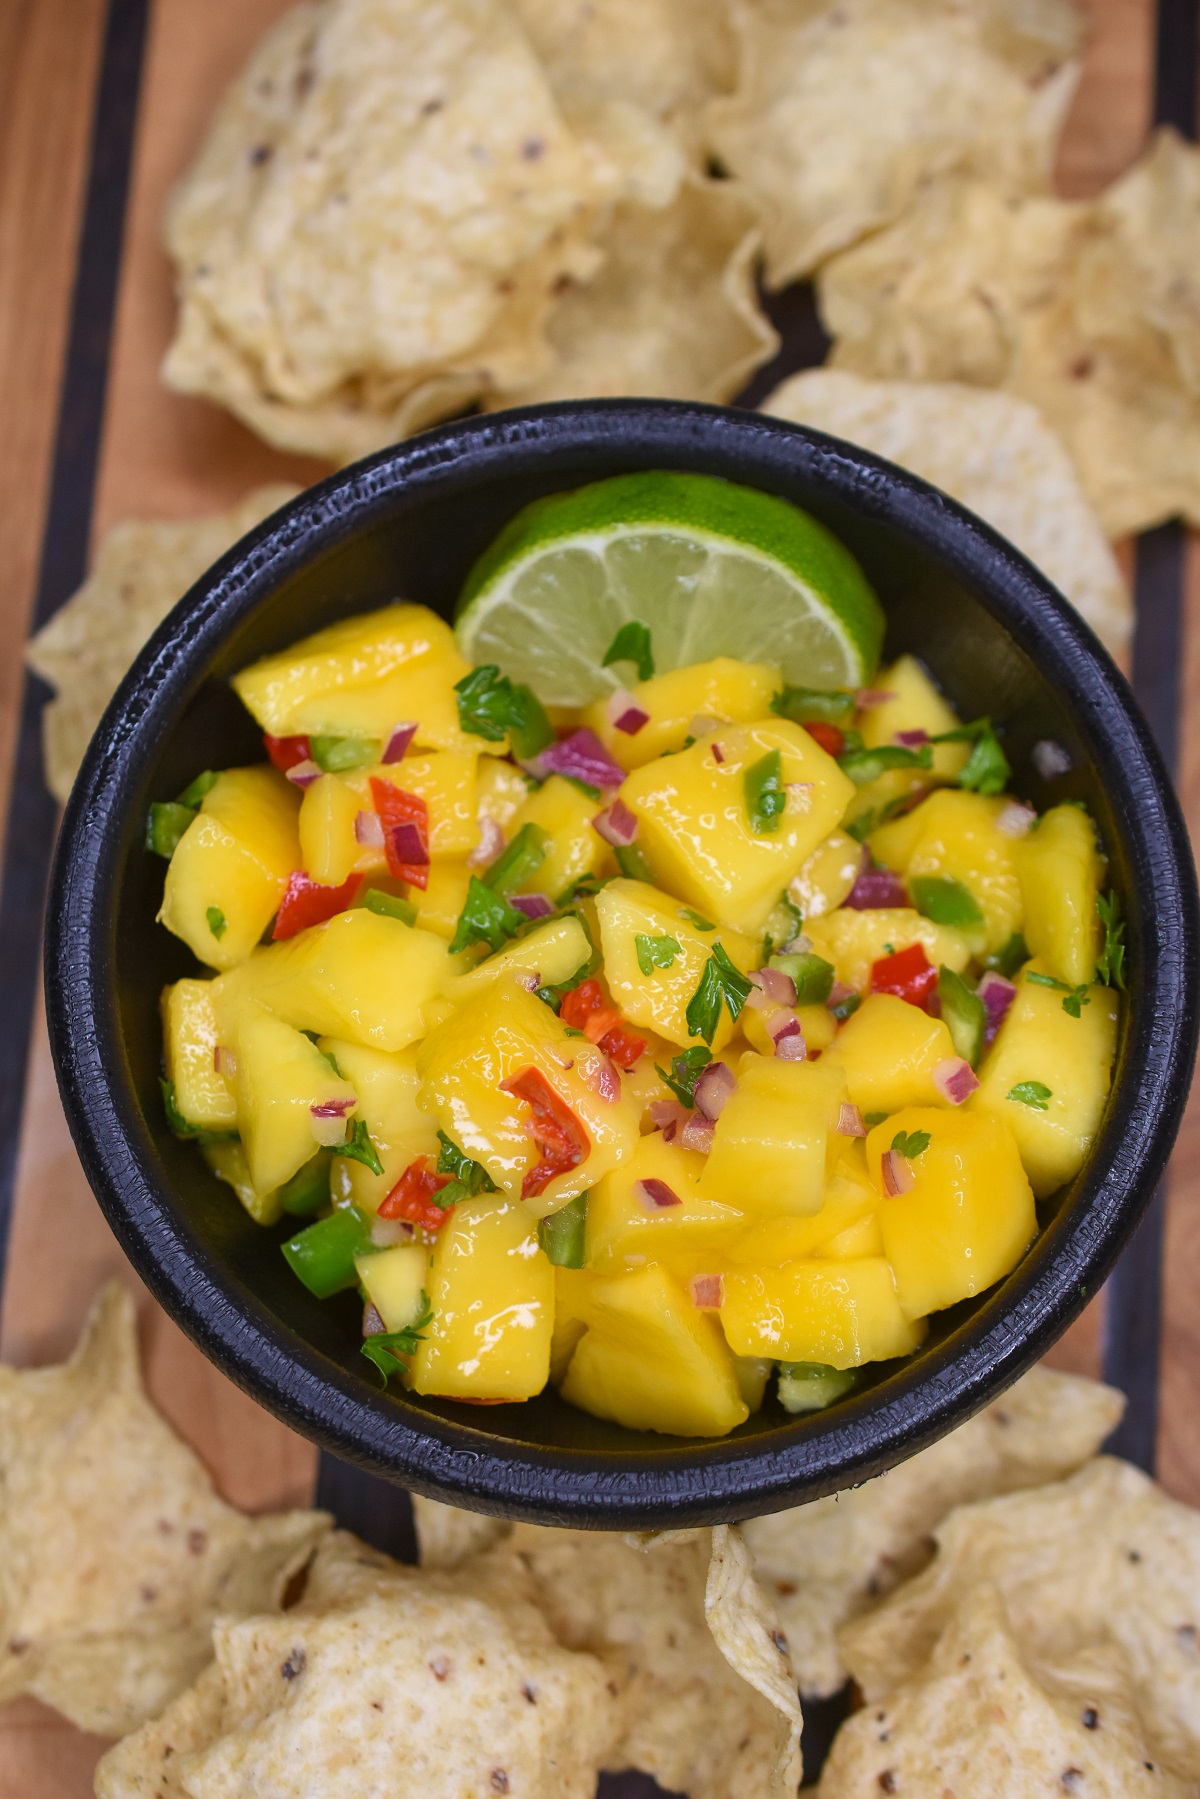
left=727, top=1145, right=878, bottom=1263
left=162, top=979, right=236, bottom=1129
left=582, top=657, right=782, bottom=773
left=231, top=1002, right=358, bottom=1194
left=356, top=1243, right=429, bottom=1332
left=871, top=789, right=1021, bottom=958
left=159, top=766, right=300, bottom=970
left=699, top=1054, right=849, bottom=1218
left=824, top=992, right=958, bottom=1114
left=231, top=603, right=485, bottom=752
left=322, top=1039, right=437, bottom=1212
left=366, top=752, right=479, bottom=859
left=510, top=776, right=606, bottom=901
left=410, top=861, right=473, bottom=941
left=735, top=1357, right=773, bottom=1412
left=789, top=829, right=864, bottom=920
left=971, top=961, right=1118, bottom=1199
left=415, top=978, right=640, bottom=1216
left=820, top=1211, right=885, bottom=1258
left=843, top=655, right=970, bottom=833
left=298, top=774, right=362, bottom=886
left=1018, top=804, right=1104, bottom=988
left=201, top=1139, right=283, bottom=1227
left=622, top=720, right=856, bottom=933
left=411, top=1197, right=553, bottom=1401
left=804, top=906, right=971, bottom=992
left=550, top=1267, right=592, bottom=1383
left=595, top=878, right=755, bottom=1051
left=742, top=1000, right=835, bottom=1057
left=585, top=1133, right=746, bottom=1279
left=477, top=757, right=533, bottom=830
left=866, top=1107, right=1037, bottom=1319
left=720, top=1258, right=924, bottom=1367
left=561, top=1264, right=748, bottom=1437
left=442, top=914, right=591, bottom=1003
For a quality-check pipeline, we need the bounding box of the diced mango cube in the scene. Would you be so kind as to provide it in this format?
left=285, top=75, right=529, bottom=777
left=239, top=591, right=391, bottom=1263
left=823, top=992, right=958, bottom=1114
left=742, top=1001, right=835, bottom=1058
left=561, top=1264, right=748, bottom=1437
left=442, top=914, right=591, bottom=1003
left=231, top=1002, right=359, bottom=1193
left=159, top=767, right=300, bottom=970
left=410, top=861, right=473, bottom=941
left=788, top=830, right=864, bottom=920
left=510, top=776, right=606, bottom=901
left=622, top=720, right=856, bottom=933
left=411, top=1197, right=553, bottom=1401
left=727, top=1144, right=878, bottom=1263
left=582, top=657, right=781, bottom=773
left=867, top=1107, right=1036, bottom=1319
left=1018, top=804, right=1104, bottom=988
left=162, top=979, right=236, bottom=1129
left=804, top=906, right=971, bottom=992
left=843, top=655, right=969, bottom=832
left=585, top=1133, right=745, bottom=1278
left=550, top=1266, right=592, bottom=1383
left=356, top=1243, right=430, bottom=1332
left=870, top=790, right=1021, bottom=957
left=321, top=1039, right=438, bottom=1212
left=595, top=878, right=755, bottom=1051
left=970, top=961, right=1118, bottom=1198
left=720, top=1258, right=924, bottom=1367
left=415, top=978, right=640, bottom=1215
left=820, top=1211, right=885, bottom=1258
left=201, top=1139, right=283, bottom=1227
left=298, top=773, right=363, bottom=887
left=369, top=752, right=479, bottom=859
left=699, top=1054, right=849, bottom=1218
left=477, top=757, right=533, bottom=830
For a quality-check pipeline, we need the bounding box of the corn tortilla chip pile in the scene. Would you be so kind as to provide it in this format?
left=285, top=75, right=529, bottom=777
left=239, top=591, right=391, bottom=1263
left=0, top=1285, right=330, bottom=1738
left=26, top=485, right=299, bottom=806
left=759, top=370, right=1132, bottom=655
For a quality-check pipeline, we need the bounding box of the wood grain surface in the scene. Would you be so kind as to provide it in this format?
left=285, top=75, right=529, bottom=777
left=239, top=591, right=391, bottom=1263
left=0, top=0, right=1193, bottom=1791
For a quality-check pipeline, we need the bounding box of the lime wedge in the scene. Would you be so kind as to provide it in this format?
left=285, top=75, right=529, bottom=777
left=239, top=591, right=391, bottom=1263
left=455, top=472, right=884, bottom=707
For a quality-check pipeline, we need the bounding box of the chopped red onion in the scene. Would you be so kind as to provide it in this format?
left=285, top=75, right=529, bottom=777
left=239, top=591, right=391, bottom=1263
left=607, top=689, right=650, bottom=736
left=592, top=797, right=639, bottom=847
left=837, top=1101, right=867, bottom=1137
left=690, top=1273, right=725, bottom=1310
left=583, top=1052, right=620, bottom=1104
left=649, top=1098, right=691, bottom=1141
left=933, top=1056, right=980, bottom=1105
left=382, top=722, right=418, bottom=764
left=856, top=688, right=898, bottom=710
left=694, top=1061, right=736, bottom=1121
left=636, top=1177, right=682, bottom=1209
left=362, top=1301, right=386, bottom=1335
left=1032, top=739, right=1071, bottom=779
left=710, top=741, right=726, bottom=765
left=511, top=892, right=554, bottom=920
left=881, top=1147, right=916, bottom=1197
left=213, top=1045, right=238, bottom=1079
left=285, top=758, right=322, bottom=788
left=772, top=1014, right=807, bottom=1060
left=310, top=1109, right=352, bottom=1147
left=354, top=809, right=385, bottom=848
left=311, top=1098, right=356, bottom=1117
left=977, top=971, right=1017, bottom=1044
left=532, top=728, right=625, bottom=790
left=996, top=802, right=1037, bottom=838
left=469, top=816, right=505, bottom=868
left=369, top=1217, right=410, bottom=1248
left=845, top=862, right=908, bottom=910
left=750, top=966, right=797, bottom=1008
left=828, top=980, right=857, bottom=1008
left=680, top=1114, right=715, bottom=1153
left=390, top=820, right=429, bottom=866
left=894, top=728, right=929, bottom=748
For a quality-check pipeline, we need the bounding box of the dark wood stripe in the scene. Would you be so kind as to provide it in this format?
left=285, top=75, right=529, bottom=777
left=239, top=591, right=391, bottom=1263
left=0, top=0, right=150, bottom=1284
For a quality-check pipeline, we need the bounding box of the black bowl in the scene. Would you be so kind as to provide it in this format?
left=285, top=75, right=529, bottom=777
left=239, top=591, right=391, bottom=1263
left=45, top=400, right=1199, bottom=1528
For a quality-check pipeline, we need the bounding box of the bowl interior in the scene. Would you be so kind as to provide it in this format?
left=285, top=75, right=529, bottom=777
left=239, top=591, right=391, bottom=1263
left=52, top=404, right=1197, bottom=1524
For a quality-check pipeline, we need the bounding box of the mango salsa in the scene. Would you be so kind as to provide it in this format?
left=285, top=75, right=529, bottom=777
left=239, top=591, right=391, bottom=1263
left=149, top=493, right=1122, bottom=1441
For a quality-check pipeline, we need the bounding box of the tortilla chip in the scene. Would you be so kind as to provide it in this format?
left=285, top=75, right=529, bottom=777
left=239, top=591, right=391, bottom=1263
left=510, top=1522, right=799, bottom=1799
left=821, top=129, right=1200, bottom=537
left=0, top=1285, right=330, bottom=1737
left=412, top=1494, right=513, bottom=1570
left=840, top=1456, right=1200, bottom=1781
left=761, top=370, right=1131, bottom=654
left=743, top=1365, right=1123, bottom=1697
left=98, top=1537, right=623, bottom=1799
left=27, top=486, right=299, bottom=805
left=162, top=0, right=614, bottom=462
left=706, top=1525, right=803, bottom=1795
left=819, top=1584, right=1187, bottom=1797
left=705, top=0, right=1085, bottom=287
left=492, top=173, right=777, bottom=408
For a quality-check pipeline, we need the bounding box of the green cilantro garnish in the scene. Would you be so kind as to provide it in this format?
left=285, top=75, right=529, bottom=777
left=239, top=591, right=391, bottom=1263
left=361, top=1293, right=435, bottom=1385
left=930, top=719, right=1011, bottom=796
left=206, top=906, right=227, bottom=940
left=770, top=685, right=856, bottom=726
left=828, top=991, right=861, bottom=1022
left=679, top=908, right=716, bottom=932
left=909, top=875, right=984, bottom=930
left=535, top=957, right=594, bottom=1013
left=435, top=1131, right=497, bottom=1203
left=537, top=1190, right=589, bottom=1268
left=863, top=1111, right=888, bottom=1129
left=636, top=932, right=682, bottom=976
left=159, top=1078, right=237, bottom=1145
left=177, top=770, right=218, bottom=808
left=891, top=1129, right=931, bottom=1160
left=686, top=943, right=753, bottom=1043
left=744, top=750, right=787, bottom=835
left=838, top=744, right=932, bottom=786
left=1096, top=890, right=1126, bottom=990
left=1007, top=1081, right=1052, bottom=1110
left=1027, top=971, right=1092, bottom=1017
left=450, top=875, right=528, bottom=955
left=363, top=887, right=418, bottom=925
left=334, top=1119, right=384, bottom=1176
left=602, top=620, right=655, bottom=682
left=453, top=665, right=553, bottom=759
left=654, top=1045, right=712, bottom=1108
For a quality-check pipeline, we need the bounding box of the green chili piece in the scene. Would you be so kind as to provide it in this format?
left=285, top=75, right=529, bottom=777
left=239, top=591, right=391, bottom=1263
left=483, top=822, right=549, bottom=896
left=538, top=1191, right=589, bottom=1268
left=776, top=1362, right=857, bottom=1414
left=770, top=950, right=835, bottom=1007
left=614, top=843, right=654, bottom=883
left=744, top=750, right=786, bottom=835
left=278, top=1151, right=334, bottom=1217
left=145, top=801, right=197, bottom=859
left=309, top=734, right=380, bottom=773
left=362, top=887, right=418, bottom=925
left=770, top=686, right=856, bottom=727
left=910, top=876, right=983, bottom=929
left=281, top=1207, right=373, bottom=1298
left=937, top=966, right=986, bottom=1067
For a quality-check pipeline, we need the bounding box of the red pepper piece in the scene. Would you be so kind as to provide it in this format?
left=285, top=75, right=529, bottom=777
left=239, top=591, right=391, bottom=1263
left=265, top=733, right=311, bottom=774
left=869, top=941, right=938, bottom=1012
left=499, top=1065, right=589, bottom=1198
left=378, top=1155, right=455, bottom=1231
left=561, top=978, right=645, bottom=1069
left=804, top=720, right=845, bottom=759
left=598, top=1023, right=646, bottom=1070
left=369, top=777, right=430, bottom=890
left=272, top=870, right=362, bottom=939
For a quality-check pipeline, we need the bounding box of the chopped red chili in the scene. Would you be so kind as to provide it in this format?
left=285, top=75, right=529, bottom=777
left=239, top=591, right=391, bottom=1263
left=869, top=941, right=938, bottom=1012
left=378, top=1155, right=455, bottom=1231
left=369, top=777, right=430, bottom=890
left=264, top=733, right=312, bottom=774
left=804, top=720, right=845, bottom=759
left=499, top=1065, right=589, bottom=1198
left=559, top=978, right=645, bottom=1069
left=272, top=869, right=362, bottom=939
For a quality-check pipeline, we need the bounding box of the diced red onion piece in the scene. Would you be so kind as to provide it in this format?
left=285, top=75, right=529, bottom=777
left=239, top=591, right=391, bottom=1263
left=881, top=1148, right=916, bottom=1197
left=649, top=1098, right=691, bottom=1142
left=845, top=863, right=908, bottom=910
left=755, top=965, right=797, bottom=1007
left=680, top=1114, right=715, bottom=1153
left=469, top=816, right=505, bottom=868
left=977, top=971, right=1017, bottom=1044
left=285, top=758, right=322, bottom=788
left=933, top=1056, right=980, bottom=1106
left=694, top=1061, right=736, bottom=1121
left=370, top=1217, right=410, bottom=1248
left=391, top=820, right=429, bottom=866
left=363, top=1301, right=386, bottom=1335
left=637, top=1177, right=682, bottom=1209
left=534, top=728, right=625, bottom=790
left=311, top=1098, right=356, bottom=1117
left=607, top=689, right=649, bottom=736
left=773, top=1016, right=808, bottom=1060
left=837, top=1101, right=867, bottom=1137
left=996, top=802, right=1037, bottom=837
left=213, top=1045, right=238, bottom=1079
left=310, top=1111, right=351, bottom=1147
left=856, top=688, right=898, bottom=710
left=828, top=980, right=857, bottom=1007
left=592, top=797, right=639, bottom=847
left=711, top=741, right=726, bottom=765
left=584, top=1053, right=620, bottom=1104
left=510, top=893, right=554, bottom=920
left=690, top=1273, right=725, bottom=1310
left=382, top=722, right=418, bottom=764
left=354, top=809, right=385, bottom=848
left=894, top=728, right=929, bottom=747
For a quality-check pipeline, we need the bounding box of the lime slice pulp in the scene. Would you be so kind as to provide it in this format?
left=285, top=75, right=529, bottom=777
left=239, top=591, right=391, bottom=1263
left=454, top=471, right=884, bottom=708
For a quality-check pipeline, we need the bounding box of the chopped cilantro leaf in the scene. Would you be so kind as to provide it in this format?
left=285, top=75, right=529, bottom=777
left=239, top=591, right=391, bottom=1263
left=1026, top=971, right=1092, bottom=1017
left=910, top=875, right=984, bottom=929
left=602, top=620, right=655, bottom=682
left=985, top=932, right=1028, bottom=978
left=483, top=822, right=548, bottom=896
left=453, top=665, right=553, bottom=759
left=1007, top=1081, right=1052, bottom=1110
left=679, top=908, right=715, bottom=932
left=435, top=1130, right=497, bottom=1201
left=891, top=1129, right=930, bottom=1160
left=745, top=750, right=787, bottom=835
left=614, top=842, right=653, bottom=882
left=206, top=906, right=227, bottom=940
left=335, top=1119, right=384, bottom=1176
left=654, top=1045, right=712, bottom=1108
left=1096, top=890, right=1126, bottom=990
left=450, top=875, right=528, bottom=954
left=930, top=719, right=1011, bottom=796
left=361, top=1293, right=435, bottom=1384
left=537, top=1191, right=589, bottom=1268
left=863, top=1111, right=888, bottom=1129
left=635, top=932, right=682, bottom=976
left=685, top=943, right=753, bottom=1043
